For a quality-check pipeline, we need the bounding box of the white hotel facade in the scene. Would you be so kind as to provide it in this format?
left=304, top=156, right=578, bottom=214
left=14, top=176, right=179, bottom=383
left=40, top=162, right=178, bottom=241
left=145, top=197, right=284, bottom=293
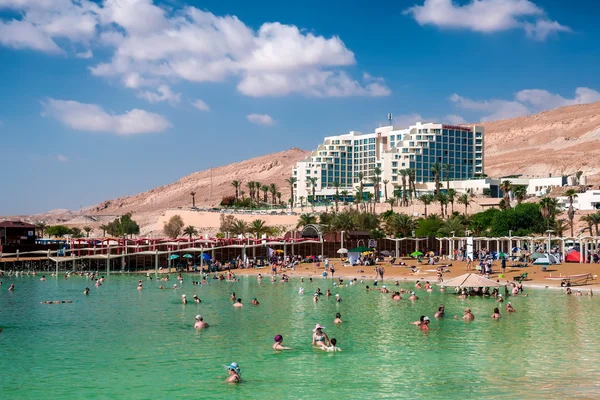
left=292, top=122, right=485, bottom=204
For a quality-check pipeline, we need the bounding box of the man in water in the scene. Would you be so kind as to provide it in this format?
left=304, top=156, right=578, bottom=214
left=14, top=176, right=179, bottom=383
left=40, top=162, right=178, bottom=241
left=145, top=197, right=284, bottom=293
left=233, top=298, right=243, bottom=308
left=320, top=338, right=342, bottom=352
left=409, top=292, right=418, bottom=301
left=463, top=308, right=475, bottom=321
left=193, top=295, right=201, bottom=303
left=182, top=294, right=188, bottom=304
left=137, top=283, right=143, bottom=290
left=84, top=288, right=90, bottom=295
left=194, top=315, right=209, bottom=329
left=435, top=305, right=445, bottom=318
left=335, top=293, right=342, bottom=302
left=251, top=297, right=259, bottom=305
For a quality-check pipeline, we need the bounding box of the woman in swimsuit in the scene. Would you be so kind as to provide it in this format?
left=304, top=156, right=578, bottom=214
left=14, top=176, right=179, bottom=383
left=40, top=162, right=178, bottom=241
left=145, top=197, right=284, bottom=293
left=312, top=324, right=330, bottom=346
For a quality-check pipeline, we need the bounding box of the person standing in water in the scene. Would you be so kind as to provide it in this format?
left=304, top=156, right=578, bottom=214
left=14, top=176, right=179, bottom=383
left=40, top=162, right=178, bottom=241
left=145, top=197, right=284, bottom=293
left=273, top=334, right=293, bottom=350
left=321, top=338, right=342, bottom=352
left=194, top=315, right=209, bottom=329
left=491, top=307, right=501, bottom=319
left=463, top=308, right=475, bottom=321
left=435, top=305, right=445, bottom=318
left=312, top=324, right=330, bottom=346
left=233, top=298, right=243, bottom=308
left=251, top=297, right=259, bottom=305
left=224, top=362, right=241, bottom=383
left=182, top=295, right=188, bottom=304
left=84, top=287, right=90, bottom=295
left=334, top=313, right=342, bottom=324
left=506, top=302, right=516, bottom=313
left=419, top=317, right=430, bottom=332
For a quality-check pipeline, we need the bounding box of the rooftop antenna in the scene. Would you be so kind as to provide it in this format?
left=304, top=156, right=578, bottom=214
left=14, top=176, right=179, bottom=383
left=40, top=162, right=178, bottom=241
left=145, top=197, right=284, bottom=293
left=387, top=113, right=393, bottom=126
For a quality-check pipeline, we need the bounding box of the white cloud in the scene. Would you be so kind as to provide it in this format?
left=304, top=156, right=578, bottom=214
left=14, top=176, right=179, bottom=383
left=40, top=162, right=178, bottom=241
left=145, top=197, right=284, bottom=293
left=444, top=114, right=468, bottom=125
left=389, top=112, right=468, bottom=127
left=191, top=99, right=210, bottom=111
left=75, top=49, right=93, bottom=59
left=57, top=154, right=68, bottom=162
left=247, top=113, right=275, bottom=126
left=42, top=98, right=171, bottom=135
left=450, top=87, right=600, bottom=121
left=405, top=0, right=569, bottom=40
left=137, top=85, right=181, bottom=106
left=0, top=19, right=62, bottom=53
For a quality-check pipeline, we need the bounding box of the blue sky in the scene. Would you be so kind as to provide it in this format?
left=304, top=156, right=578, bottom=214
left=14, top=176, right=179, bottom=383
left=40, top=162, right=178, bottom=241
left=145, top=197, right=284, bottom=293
left=1, top=0, right=599, bottom=214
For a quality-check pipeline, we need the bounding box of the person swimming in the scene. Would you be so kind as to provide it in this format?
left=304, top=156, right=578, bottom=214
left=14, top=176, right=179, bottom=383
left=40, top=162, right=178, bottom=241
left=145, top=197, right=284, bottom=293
left=182, top=294, right=188, bottom=304
left=224, top=362, right=241, bottom=383
left=391, top=291, right=401, bottom=301
left=233, top=298, right=243, bottom=308
left=409, top=292, right=418, bottom=301
left=506, top=302, right=516, bottom=313
left=193, top=295, right=201, bottom=303
left=313, top=293, right=319, bottom=302
left=496, top=294, right=504, bottom=303
left=230, top=292, right=236, bottom=301
left=463, top=308, right=475, bottom=321
left=312, top=324, right=330, bottom=346
left=194, top=315, right=209, bottom=329
left=321, top=338, right=341, bottom=352
left=335, top=294, right=342, bottom=302
left=251, top=297, right=259, bottom=305
left=411, top=316, right=426, bottom=326
left=299, top=287, right=304, bottom=294
left=84, top=287, right=90, bottom=295
left=8, top=284, right=15, bottom=291
left=491, top=307, right=501, bottom=319
left=273, top=334, right=293, bottom=350
left=326, top=289, right=331, bottom=297
left=334, top=313, right=342, bottom=324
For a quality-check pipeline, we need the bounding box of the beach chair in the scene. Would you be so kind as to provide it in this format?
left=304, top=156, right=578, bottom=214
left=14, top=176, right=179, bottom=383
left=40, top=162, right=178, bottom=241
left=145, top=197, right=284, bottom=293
left=513, top=272, right=528, bottom=283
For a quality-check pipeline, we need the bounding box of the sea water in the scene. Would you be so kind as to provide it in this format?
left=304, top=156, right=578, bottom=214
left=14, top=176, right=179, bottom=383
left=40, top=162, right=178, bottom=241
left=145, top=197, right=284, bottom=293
left=1, top=274, right=599, bottom=399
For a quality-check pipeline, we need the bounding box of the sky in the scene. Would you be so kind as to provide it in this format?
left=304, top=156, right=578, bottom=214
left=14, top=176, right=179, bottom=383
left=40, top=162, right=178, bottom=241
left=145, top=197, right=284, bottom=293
left=1, top=0, right=599, bottom=214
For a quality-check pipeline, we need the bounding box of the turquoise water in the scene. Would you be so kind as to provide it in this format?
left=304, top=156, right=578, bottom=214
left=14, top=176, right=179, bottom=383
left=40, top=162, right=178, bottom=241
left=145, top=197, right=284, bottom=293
left=1, top=274, right=599, bottom=399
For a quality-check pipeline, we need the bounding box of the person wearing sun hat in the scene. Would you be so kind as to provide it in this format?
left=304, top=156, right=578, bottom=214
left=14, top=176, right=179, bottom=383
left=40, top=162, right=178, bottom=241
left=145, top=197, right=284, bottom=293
left=409, top=291, right=419, bottom=301
left=224, top=362, right=241, bottom=383
left=506, top=302, right=516, bottom=313
left=194, top=315, right=209, bottom=329
left=420, top=316, right=430, bottom=332
left=312, top=324, right=330, bottom=346
left=335, top=293, right=342, bottom=302
left=496, top=293, right=504, bottom=303
left=273, top=334, right=293, bottom=350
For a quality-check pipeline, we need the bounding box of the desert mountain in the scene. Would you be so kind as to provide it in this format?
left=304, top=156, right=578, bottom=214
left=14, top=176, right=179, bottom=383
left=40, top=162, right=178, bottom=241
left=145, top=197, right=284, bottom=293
left=88, top=148, right=309, bottom=216
left=480, top=102, right=600, bottom=183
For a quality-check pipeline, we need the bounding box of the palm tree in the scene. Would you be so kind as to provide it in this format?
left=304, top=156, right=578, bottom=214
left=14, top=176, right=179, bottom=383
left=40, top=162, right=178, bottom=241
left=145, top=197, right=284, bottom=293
left=436, top=193, right=449, bottom=218
left=438, top=216, right=465, bottom=237
left=296, top=213, right=317, bottom=229
left=340, top=190, right=349, bottom=205
left=382, top=179, right=389, bottom=202
left=99, top=224, right=109, bottom=237
left=231, top=220, right=248, bottom=237
left=247, top=182, right=255, bottom=203
left=254, top=182, right=261, bottom=202
left=363, top=192, right=374, bottom=213
left=373, top=166, right=382, bottom=203
left=276, top=192, right=282, bottom=205
left=565, top=189, right=578, bottom=237
left=399, top=169, right=409, bottom=206
left=589, top=212, right=600, bottom=236
left=183, top=225, right=198, bottom=240
left=285, top=177, right=297, bottom=209
left=261, top=185, right=269, bottom=203
left=447, top=189, right=456, bottom=214
left=307, top=177, right=318, bottom=209
left=539, top=197, right=559, bottom=229
left=231, top=180, right=241, bottom=201
left=332, top=211, right=357, bottom=232
left=36, top=222, right=48, bottom=238
left=83, top=226, right=93, bottom=238
left=357, top=172, right=365, bottom=208
left=268, top=183, right=277, bottom=205
left=392, top=186, right=402, bottom=207
left=369, top=176, right=378, bottom=208
left=419, top=194, right=434, bottom=217
left=249, top=219, right=268, bottom=238
left=386, top=198, right=395, bottom=211
left=444, top=163, right=452, bottom=191
left=332, top=180, right=340, bottom=212
left=552, top=219, right=569, bottom=237
left=500, top=180, right=512, bottom=209
left=576, top=170, right=584, bottom=185
left=408, top=169, right=416, bottom=202
left=190, top=191, right=197, bottom=208
left=580, top=214, right=594, bottom=235
left=457, top=193, right=472, bottom=216
left=430, top=163, right=442, bottom=195
left=384, top=213, right=415, bottom=237
left=512, top=185, right=527, bottom=204
left=299, top=196, right=305, bottom=211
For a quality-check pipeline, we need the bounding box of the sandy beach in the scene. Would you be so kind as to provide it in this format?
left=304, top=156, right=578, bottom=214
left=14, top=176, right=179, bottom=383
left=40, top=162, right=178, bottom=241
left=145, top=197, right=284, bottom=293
left=231, top=258, right=600, bottom=290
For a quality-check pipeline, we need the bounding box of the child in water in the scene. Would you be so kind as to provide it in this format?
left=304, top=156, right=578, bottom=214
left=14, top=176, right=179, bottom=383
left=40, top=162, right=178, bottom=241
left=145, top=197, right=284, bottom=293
left=321, top=338, right=342, bottom=352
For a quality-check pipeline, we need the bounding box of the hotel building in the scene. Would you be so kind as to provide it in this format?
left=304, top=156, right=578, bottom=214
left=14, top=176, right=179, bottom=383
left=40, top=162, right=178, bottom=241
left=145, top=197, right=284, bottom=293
left=292, top=122, right=484, bottom=204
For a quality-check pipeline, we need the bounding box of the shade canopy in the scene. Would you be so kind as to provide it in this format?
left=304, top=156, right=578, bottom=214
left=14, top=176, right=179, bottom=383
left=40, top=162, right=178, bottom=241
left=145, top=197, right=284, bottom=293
left=337, top=248, right=348, bottom=254
left=411, top=251, right=424, bottom=257
left=169, top=254, right=179, bottom=260
left=182, top=254, right=193, bottom=258
left=438, top=273, right=500, bottom=288
left=349, top=246, right=372, bottom=253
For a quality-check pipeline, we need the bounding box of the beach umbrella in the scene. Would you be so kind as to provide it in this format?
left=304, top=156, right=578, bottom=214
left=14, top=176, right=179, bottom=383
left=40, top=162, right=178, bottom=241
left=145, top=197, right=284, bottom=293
left=531, top=252, right=545, bottom=260
left=411, top=251, right=423, bottom=257
left=169, top=254, right=179, bottom=260
left=380, top=250, right=392, bottom=256
left=512, top=247, right=520, bottom=253
left=337, top=248, right=348, bottom=254
left=202, top=253, right=211, bottom=261
left=182, top=254, right=193, bottom=258
left=498, top=252, right=506, bottom=259
left=438, top=273, right=500, bottom=288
